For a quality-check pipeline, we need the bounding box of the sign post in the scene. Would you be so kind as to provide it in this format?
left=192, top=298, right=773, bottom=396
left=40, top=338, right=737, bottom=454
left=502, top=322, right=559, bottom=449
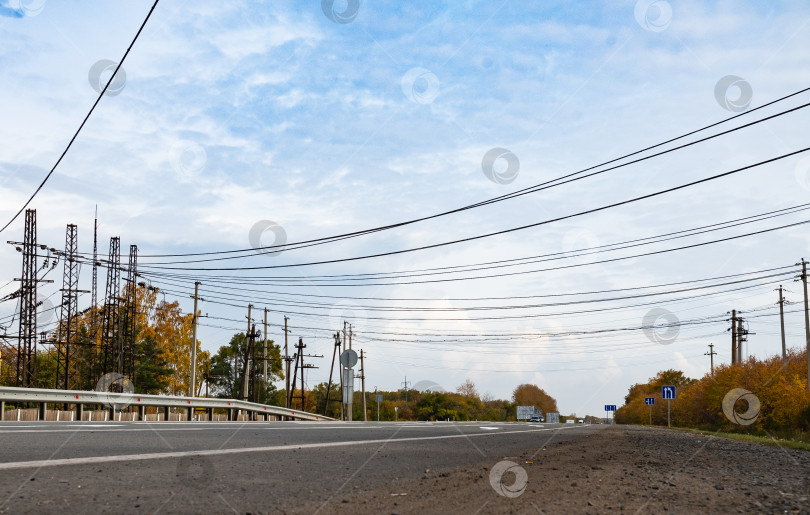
left=604, top=404, right=617, bottom=424
left=645, top=397, right=655, bottom=425
left=340, top=350, right=358, bottom=422
left=376, top=393, right=383, bottom=422
left=661, top=386, right=676, bottom=427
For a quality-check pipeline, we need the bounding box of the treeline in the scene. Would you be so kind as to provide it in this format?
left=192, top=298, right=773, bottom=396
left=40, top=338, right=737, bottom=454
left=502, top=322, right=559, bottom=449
left=273, top=380, right=560, bottom=422
left=616, top=350, right=810, bottom=437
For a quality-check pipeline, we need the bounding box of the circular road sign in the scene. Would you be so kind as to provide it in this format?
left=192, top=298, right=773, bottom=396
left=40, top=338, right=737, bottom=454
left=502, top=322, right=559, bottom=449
left=340, top=349, right=358, bottom=368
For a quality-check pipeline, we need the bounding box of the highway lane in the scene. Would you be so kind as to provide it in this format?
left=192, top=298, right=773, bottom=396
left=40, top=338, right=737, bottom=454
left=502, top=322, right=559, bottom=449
left=0, top=421, right=601, bottom=513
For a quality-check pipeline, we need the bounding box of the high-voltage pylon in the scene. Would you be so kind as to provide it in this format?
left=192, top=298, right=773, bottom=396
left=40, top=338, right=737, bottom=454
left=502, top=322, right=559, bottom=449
left=121, top=244, right=138, bottom=380
left=100, top=237, right=121, bottom=377
left=55, top=224, right=80, bottom=390
left=13, top=210, right=39, bottom=387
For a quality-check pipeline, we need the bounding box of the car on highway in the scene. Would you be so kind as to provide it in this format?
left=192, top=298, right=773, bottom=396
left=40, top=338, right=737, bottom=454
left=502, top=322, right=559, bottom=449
left=529, top=415, right=543, bottom=422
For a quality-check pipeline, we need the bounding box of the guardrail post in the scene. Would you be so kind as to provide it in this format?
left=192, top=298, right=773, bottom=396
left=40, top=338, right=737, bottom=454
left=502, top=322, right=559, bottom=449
left=163, top=406, right=170, bottom=421
left=186, top=407, right=193, bottom=421
left=108, top=406, right=115, bottom=421
left=206, top=407, right=213, bottom=421
left=0, top=401, right=5, bottom=421
left=137, top=405, right=145, bottom=421
left=38, top=402, right=46, bottom=421
left=76, top=404, right=83, bottom=421
left=228, top=408, right=234, bottom=421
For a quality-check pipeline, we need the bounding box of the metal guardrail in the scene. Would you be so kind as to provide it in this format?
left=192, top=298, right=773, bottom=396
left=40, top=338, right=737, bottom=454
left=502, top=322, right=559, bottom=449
left=0, top=386, right=333, bottom=422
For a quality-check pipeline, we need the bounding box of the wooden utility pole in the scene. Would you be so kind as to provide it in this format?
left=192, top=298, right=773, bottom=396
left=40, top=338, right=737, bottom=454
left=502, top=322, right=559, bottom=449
left=801, top=259, right=810, bottom=390
left=778, top=286, right=787, bottom=364
left=731, top=310, right=737, bottom=365
left=284, top=316, right=290, bottom=408
left=242, top=304, right=253, bottom=400
left=263, top=308, right=268, bottom=391
left=324, top=332, right=340, bottom=416
left=705, top=343, right=716, bottom=376
left=189, top=281, right=201, bottom=397
left=360, top=349, right=367, bottom=421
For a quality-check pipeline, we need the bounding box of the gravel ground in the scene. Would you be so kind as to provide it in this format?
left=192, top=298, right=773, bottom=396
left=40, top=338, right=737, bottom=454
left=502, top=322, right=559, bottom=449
left=301, top=425, right=810, bottom=514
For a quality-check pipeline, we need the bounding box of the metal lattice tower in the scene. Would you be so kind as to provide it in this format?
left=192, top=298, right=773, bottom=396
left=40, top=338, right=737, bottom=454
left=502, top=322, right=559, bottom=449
left=15, top=209, right=38, bottom=387
left=55, top=224, right=79, bottom=390
left=101, top=237, right=121, bottom=377
left=91, top=208, right=98, bottom=328
left=122, top=244, right=138, bottom=380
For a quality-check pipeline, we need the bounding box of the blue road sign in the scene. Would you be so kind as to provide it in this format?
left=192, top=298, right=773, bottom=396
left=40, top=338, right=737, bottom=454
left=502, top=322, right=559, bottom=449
left=662, top=386, right=676, bottom=399
left=645, top=397, right=655, bottom=405
left=604, top=405, right=617, bottom=411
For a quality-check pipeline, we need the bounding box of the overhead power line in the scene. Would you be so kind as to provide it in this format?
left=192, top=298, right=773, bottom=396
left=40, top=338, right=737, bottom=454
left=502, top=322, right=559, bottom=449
left=135, top=146, right=810, bottom=272
left=131, top=87, right=810, bottom=259
left=0, top=0, right=161, bottom=234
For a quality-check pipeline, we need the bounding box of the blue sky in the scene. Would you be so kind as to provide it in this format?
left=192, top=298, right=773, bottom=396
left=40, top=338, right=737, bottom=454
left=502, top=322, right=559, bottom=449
left=1, top=0, right=810, bottom=415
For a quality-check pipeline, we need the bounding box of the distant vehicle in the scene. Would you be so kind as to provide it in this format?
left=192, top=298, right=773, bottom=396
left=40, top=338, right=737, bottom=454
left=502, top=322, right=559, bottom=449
left=529, top=415, right=543, bottom=422
left=578, top=419, right=584, bottom=424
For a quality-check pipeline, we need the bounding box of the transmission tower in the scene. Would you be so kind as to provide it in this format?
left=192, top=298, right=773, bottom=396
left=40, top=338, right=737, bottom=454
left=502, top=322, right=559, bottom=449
left=101, top=237, right=121, bottom=377
left=56, top=224, right=80, bottom=390
left=121, top=244, right=138, bottom=380
left=13, top=210, right=39, bottom=387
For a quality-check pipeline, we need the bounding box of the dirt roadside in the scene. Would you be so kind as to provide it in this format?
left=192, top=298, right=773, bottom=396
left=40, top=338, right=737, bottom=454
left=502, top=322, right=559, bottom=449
left=301, top=425, right=810, bottom=514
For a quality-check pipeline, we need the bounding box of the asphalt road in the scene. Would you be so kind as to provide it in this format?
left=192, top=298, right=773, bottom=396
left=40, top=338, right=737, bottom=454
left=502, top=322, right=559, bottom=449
left=0, top=421, right=599, bottom=513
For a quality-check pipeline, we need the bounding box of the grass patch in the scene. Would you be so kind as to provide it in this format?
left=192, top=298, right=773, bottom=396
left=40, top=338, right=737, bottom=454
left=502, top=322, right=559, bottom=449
left=670, top=426, right=810, bottom=451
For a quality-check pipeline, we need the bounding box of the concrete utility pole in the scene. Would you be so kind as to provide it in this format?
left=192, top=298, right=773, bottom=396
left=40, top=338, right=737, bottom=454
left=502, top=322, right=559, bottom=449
left=801, top=259, right=810, bottom=390
left=778, top=286, right=787, bottom=364
left=263, top=308, right=268, bottom=391
left=705, top=343, right=716, bottom=376
left=342, top=321, right=347, bottom=421
left=731, top=310, right=737, bottom=365
left=737, top=317, right=745, bottom=364
left=189, top=281, right=201, bottom=397
left=360, top=349, right=367, bottom=422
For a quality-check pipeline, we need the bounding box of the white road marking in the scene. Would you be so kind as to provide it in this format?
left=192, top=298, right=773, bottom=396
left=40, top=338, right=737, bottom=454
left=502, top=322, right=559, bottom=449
left=479, top=427, right=499, bottom=430
left=0, top=425, right=588, bottom=470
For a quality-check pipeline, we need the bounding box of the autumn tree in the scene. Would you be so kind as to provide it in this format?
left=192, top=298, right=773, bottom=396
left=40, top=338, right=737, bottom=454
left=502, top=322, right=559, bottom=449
left=207, top=333, right=283, bottom=404
left=512, top=383, right=559, bottom=413
left=457, top=378, right=479, bottom=399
